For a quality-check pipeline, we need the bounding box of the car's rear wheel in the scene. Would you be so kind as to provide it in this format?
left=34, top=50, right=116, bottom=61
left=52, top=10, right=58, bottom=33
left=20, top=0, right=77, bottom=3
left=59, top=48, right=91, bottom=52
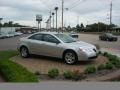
left=20, top=46, right=29, bottom=58
left=63, top=51, right=78, bottom=65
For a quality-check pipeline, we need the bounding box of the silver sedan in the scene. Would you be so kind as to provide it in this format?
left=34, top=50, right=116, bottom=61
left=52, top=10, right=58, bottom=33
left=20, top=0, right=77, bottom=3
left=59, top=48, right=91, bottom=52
left=18, top=32, right=98, bottom=65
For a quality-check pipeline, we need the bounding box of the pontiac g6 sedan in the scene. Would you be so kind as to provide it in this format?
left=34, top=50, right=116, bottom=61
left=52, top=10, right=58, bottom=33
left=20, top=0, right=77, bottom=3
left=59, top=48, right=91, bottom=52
left=18, top=32, right=98, bottom=65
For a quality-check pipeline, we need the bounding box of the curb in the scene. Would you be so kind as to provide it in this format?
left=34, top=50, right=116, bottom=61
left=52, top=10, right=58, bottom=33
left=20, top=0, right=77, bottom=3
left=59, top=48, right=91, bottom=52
left=84, top=69, right=120, bottom=81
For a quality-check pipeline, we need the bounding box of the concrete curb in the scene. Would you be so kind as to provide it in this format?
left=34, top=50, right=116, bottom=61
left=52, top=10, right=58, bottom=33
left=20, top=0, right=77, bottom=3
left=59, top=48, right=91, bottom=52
left=84, top=69, right=120, bottom=81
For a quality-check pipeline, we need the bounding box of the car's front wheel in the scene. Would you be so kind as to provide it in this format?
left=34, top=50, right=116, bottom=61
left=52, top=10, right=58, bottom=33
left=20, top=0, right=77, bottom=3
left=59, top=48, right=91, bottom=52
left=63, top=51, right=78, bottom=65
left=20, top=46, right=29, bottom=58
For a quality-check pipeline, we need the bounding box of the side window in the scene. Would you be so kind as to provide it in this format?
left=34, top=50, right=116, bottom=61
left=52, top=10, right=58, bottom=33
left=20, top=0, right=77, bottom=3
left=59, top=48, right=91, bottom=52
left=43, top=34, right=60, bottom=43
left=29, top=34, right=43, bottom=41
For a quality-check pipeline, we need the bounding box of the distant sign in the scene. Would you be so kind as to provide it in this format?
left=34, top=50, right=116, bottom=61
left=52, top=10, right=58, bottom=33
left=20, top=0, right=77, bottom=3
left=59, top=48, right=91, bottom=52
left=36, top=15, right=42, bottom=21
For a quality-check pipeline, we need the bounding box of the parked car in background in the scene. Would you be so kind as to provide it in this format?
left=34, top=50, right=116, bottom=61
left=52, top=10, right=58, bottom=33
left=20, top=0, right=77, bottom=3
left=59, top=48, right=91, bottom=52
left=0, top=33, right=5, bottom=39
left=18, top=32, right=98, bottom=65
left=99, top=33, right=118, bottom=41
left=1, top=33, right=10, bottom=38
left=14, top=32, right=23, bottom=36
left=8, top=32, right=15, bottom=37
left=69, top=31, right=79, bottom=38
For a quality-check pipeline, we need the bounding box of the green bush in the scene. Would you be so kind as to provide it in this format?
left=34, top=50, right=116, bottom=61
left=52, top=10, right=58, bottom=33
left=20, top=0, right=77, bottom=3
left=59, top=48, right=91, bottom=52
left=71, top=70, right=83, bottom=81
left=98, top=51, right=102, bottom=55
left=106, top=54, right=120, bottom=69
left=108, top=55, right=118, bottom=61
left=97, top=64, right=106, bottom=71
left=0, top=60, right=38, bottom=82
left=63, top=70, right=86, bottom=81
left=63, top=71, right=73, bottom=79
left=103, top=52, right=109, bottom=57
left=48, top=68, right=59, bottom=78
left=105, top=62, right=114, bottom=70
left=114, top=62, right=120, bottom=68
left=84, top=66, right=96, bottom=74
left=34, top=71, right=41, bottom=75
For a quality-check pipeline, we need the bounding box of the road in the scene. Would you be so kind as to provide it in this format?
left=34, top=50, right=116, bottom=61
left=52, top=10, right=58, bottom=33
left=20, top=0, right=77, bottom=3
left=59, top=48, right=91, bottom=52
left=77, top=34, right=120, bottom=57
left=0, top=33, right=120, bottom=56
left=0, top=34, right=28, bottom=51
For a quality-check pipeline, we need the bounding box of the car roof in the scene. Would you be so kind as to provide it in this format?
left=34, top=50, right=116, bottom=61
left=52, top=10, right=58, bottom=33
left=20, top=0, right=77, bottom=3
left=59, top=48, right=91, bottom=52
left=34, top=31, right=64, bottom=35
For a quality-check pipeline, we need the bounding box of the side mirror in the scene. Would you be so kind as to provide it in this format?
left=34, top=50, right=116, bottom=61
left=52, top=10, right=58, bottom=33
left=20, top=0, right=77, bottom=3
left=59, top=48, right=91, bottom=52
left=56, top=41, right=60, bottom=45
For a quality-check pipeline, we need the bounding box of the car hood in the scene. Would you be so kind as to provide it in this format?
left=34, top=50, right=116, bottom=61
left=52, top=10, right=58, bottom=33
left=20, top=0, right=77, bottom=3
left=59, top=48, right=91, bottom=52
left=65, top=41, right=96, bottom=49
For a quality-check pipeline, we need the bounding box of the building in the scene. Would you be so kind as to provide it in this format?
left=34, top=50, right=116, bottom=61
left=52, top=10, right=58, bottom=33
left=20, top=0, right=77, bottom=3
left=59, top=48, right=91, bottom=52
left=16, top=27, right=38, bottom=34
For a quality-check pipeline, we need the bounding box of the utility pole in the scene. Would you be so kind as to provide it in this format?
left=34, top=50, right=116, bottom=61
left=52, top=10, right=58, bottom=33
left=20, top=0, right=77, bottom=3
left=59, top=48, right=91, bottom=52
left=49, top=11, right=52, bottom=31
left=55, top=7, right=58, bottom=32
left=62, top=0, right=64, bottom=33
left=110, top=1, right=112, bottom=27
left=0, top=18, right=3, bottom=34
left=52, top=12, right=55, bottom=31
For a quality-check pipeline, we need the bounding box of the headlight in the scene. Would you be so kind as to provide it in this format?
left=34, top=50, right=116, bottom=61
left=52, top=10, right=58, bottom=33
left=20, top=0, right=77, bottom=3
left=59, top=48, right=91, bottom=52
left=79, top=48, right=84, bottom=52
left=79, top=48, right=92, bottom=52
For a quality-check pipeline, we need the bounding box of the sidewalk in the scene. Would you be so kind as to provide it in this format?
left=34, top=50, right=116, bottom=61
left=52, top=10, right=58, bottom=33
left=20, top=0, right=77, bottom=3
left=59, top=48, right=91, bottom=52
left=84, top=69, right=120, bottom=81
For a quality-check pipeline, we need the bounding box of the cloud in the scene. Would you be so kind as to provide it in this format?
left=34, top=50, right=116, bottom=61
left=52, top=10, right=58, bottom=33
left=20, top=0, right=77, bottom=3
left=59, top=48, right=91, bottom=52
left=0, top=0, right=120, bottom=27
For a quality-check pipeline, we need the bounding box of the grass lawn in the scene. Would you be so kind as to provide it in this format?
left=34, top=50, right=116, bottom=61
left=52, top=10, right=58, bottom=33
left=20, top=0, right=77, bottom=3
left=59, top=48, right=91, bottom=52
left=0, top=50, right=38, bottom=82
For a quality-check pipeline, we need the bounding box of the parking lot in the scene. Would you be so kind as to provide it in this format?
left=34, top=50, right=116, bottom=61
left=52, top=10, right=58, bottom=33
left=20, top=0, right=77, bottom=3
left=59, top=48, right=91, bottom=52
left=0, top=33, right=120, bottom=74
left=0, top=33, right=120, bottom=56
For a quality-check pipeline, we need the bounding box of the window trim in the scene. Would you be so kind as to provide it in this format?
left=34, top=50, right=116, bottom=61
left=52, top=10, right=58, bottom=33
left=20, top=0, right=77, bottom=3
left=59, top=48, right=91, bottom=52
left=28, top=34, right=43, bottom=41
left=43, top=34, right=60, bottom=43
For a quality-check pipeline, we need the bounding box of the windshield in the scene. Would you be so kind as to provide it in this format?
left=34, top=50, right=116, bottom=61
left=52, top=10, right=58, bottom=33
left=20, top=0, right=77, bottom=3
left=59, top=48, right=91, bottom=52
left=106, top=33, right=113, bottom=36
left=55, top=34, right=76, bottom=43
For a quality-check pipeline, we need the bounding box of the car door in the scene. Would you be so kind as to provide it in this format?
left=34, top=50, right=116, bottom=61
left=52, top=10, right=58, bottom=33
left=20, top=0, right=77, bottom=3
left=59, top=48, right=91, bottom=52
left=27, top=34, right=46, bottom=55
left=42, top=34, right=63, bottom=58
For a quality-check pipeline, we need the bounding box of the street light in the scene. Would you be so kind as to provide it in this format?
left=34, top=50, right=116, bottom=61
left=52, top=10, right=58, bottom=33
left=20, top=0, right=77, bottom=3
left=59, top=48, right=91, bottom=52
left=54, top=7, right=58, bottom=32
left=0, top=18, right=3, bottom=34
left=52, top=12, right=55, bottom=31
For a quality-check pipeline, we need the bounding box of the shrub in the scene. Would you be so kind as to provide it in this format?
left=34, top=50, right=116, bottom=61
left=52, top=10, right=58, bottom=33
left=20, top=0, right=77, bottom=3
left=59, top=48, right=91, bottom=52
left=63, top=70, right=86, bottom=81
left=71, top=70, right=85, bottom=81
left=107, top=54, right=120, bottom=69
left=97, top=64, right=106, bottom=71
left=34, top=71, right=41, bottom=75
left=108, top=55, right=118, bottom=61
left=48, top=68, right=59, bottom=78
left=63, top=71, right=73, bottom=79
left=105, top=62, right=114, bottom=70
left=84, top=66, right=96, bottom=74
left=0, top=60, right=38, bottom=82
left=103, top=52, right=109, bottom=57
left=98, top=51, right=102, bottom=55
left=114, top=62, right=120, bottom=68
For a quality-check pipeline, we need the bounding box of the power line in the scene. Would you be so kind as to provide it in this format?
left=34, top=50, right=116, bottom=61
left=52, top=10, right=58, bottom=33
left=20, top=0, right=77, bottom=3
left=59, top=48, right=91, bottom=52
left=68, top=0, right=87, bottom=10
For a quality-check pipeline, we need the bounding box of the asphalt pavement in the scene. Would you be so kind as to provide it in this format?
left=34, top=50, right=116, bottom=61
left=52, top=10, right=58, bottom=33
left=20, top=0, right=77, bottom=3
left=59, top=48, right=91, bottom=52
left=0, top=33, right=120, bottom=57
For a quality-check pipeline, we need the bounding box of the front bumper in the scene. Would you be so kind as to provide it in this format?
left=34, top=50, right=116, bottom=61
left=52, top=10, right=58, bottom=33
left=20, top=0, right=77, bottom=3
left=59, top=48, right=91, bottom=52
left=77, top=49, right=98, bottom=61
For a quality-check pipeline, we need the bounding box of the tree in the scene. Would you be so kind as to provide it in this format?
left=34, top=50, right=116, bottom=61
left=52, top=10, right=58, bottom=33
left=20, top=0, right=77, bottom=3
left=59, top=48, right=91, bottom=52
left=80, top=23, right=84, bottom=31
left=2, top=21, right=27, bottom=27
left=85, top=22, right=115, bottom=32
left=76, top=24, right=81, bottom=32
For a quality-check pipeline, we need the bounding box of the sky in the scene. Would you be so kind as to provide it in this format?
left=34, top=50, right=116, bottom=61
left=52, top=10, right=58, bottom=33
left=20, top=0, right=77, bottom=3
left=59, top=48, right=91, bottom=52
left=0, top=0, right=120, bottom=28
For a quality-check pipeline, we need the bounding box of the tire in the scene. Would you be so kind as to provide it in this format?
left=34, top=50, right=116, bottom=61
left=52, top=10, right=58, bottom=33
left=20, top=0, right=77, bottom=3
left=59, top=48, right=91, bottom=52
left=63, top=51, right=78, bottom=65
left=20, top=46, right=30, bottom=58
left=114, top=38, right=117, bottom=41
